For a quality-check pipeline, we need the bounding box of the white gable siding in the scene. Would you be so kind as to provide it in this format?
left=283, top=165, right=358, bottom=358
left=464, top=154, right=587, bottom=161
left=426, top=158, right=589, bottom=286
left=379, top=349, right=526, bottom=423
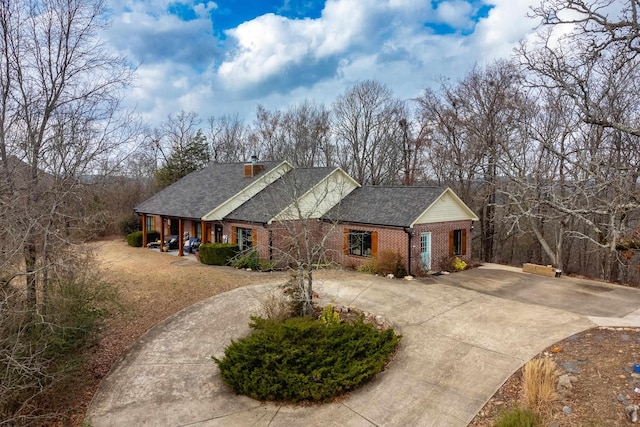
left=273, top=169, right=359, bottom=222
left=202, top=162, right=292, bottom=221
left=413, top=190, right=478, bottom=225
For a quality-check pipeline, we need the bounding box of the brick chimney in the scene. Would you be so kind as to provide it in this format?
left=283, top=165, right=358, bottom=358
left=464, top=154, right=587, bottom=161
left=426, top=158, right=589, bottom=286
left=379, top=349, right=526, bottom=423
left=244, top=155, right=264, bottom=177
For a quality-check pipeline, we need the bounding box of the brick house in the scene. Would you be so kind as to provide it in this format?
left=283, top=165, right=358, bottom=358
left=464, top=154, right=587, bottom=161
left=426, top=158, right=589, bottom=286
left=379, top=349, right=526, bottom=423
left=134, top=160, right=478, bottom=274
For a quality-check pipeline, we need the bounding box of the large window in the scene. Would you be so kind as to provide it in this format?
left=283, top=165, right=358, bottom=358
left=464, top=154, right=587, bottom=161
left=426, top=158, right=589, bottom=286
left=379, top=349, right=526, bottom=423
left=450, top=229, right=466, bottom=256
left=236, top=227, right=253, bottom=251
left=193, top=222, right=202, bottom=239
left=348, top=230, right=373, bottom=257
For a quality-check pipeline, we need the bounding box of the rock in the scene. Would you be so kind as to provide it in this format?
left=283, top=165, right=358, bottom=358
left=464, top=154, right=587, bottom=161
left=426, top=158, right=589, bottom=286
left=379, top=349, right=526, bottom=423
left=626, top=404, right=639, bottom=423
left=403, top=275, right=414, bottom=280
left=386, top=273, right=394, bottom=279
left=558, top=374, right=573, bottom=390
left=618, top=393, right=631, bottom=406
left=563, top=406, right=572, bottom=415
left=560, top=361, right=581, bottom=374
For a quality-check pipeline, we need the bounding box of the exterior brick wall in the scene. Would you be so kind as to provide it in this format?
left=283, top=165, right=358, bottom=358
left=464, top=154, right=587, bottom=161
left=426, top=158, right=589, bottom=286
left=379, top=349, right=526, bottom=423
left=222, top=222, right=270, bottom=261
left=411, top=220, right=473, bottom=275
left=324, top=223, right=409, bottom=273
left=324, top=220, right=473, bottom=276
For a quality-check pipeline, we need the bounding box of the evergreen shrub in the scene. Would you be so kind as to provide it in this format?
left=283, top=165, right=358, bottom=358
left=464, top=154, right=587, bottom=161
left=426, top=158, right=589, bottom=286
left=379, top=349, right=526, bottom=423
left=198, top=243, right=239, bottom=265
left=213, top=316, right=401, bottom=402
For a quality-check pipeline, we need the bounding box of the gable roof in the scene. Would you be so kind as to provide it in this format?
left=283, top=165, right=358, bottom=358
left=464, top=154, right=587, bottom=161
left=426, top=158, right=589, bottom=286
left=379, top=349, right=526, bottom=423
left=225, top=167, right=340, bottom=224
left=134, top=161, right=286, bottom=219
left=325, top=186, right=477, bottom=228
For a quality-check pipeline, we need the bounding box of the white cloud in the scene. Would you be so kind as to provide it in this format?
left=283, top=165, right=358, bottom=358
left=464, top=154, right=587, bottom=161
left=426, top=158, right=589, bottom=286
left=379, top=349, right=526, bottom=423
left=435, top=0, right=475, bottom=29
left=109, top=0, right=543, bottom=125
left=469, top=0, right=537, bottom=55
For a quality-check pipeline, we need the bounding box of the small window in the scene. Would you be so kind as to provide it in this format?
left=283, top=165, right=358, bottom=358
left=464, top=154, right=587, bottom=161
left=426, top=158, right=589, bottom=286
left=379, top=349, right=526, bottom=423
left=349, top=230, right=372, bottom=257
left=237, top=227, right=253, bottom=251
left=194, top=222, right=202, bottom=239
left=146, top=215, right=154, bottom=231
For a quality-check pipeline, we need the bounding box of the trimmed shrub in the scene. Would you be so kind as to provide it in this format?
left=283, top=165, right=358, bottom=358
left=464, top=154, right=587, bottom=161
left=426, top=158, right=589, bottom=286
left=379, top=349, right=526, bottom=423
left=213, top=316, right=400, bottom=402
left=126, top=230, right=159, bottom=247
left=198, top=243, right=239, bottom=265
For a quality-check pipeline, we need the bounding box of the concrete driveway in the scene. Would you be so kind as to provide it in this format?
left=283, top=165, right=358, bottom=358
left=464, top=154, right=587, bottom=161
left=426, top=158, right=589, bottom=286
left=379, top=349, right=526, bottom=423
left=87, top=265, right=640, bottom=427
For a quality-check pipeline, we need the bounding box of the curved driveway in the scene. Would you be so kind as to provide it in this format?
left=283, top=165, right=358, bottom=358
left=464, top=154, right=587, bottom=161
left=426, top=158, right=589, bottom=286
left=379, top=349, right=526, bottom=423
left=87, top=265, right=640, bottom=427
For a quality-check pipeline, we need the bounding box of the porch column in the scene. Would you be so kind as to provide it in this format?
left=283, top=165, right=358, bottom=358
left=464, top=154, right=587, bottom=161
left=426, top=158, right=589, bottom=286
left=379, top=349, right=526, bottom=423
left=201, top=220, right=207, bottom=243
left=142, top=215, right=147, bottom=247
left=178, top=219, right=184, bottom=256
left=160, top=217, right=165, bottom=251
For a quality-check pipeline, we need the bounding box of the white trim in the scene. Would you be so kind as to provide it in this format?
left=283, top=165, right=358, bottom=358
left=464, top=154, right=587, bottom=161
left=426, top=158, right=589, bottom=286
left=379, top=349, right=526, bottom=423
left=269, top=167, right=360, bottom=224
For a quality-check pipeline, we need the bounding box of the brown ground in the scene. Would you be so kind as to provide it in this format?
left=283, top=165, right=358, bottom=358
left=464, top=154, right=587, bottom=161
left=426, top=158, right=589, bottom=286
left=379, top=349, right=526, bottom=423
left=55, top=238, right=640, bottom=426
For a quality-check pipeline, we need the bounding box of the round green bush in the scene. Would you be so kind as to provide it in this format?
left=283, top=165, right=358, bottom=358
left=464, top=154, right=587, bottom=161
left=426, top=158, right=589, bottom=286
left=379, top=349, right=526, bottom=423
left=213, top=316, right=400, bottom=402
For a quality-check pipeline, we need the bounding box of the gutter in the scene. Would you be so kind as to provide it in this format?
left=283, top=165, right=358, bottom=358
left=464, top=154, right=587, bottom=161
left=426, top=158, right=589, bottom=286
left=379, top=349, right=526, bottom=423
left=404, top=227, right=413, bottom=276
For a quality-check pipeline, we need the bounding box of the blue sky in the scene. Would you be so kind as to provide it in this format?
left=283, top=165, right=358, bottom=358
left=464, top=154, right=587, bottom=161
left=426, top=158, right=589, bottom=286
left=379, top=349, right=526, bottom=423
left=106, top=0, right=539, bottom=125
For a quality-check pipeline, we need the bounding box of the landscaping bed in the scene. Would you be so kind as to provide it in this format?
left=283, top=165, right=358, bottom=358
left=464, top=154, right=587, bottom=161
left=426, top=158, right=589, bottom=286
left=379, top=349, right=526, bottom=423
left=471, top=327, right=640, bottom=426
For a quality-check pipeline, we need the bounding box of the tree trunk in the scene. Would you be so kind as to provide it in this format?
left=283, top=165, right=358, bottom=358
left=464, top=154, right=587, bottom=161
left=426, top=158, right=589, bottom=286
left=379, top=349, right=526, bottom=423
left=25, top=240, right=38, bottom=310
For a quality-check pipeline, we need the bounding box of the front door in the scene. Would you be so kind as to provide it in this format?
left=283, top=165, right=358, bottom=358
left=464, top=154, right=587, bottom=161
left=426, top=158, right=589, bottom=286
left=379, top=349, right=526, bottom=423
left=420, top=232, right=431, bottom=271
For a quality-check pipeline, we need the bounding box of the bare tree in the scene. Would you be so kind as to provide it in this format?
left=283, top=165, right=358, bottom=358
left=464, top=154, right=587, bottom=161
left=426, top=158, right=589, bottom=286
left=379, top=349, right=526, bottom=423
left=523, top=0, right=640, bottom=137
left=0, top=0, right=133, bottom=422
left=248, top=104, right=283, bottom=161
left=235, top=168, right=355, bottom=316
left=520, top=0, right=640, bottom=281
left=279, top=101, right=332, bottom=167
left=247, top=101, right=332, bottom=167
left=332, top=80, right=405, bottom=184
left=208, top=113, right=248, bottom=162
left=417, top=61, right=527, bottom=262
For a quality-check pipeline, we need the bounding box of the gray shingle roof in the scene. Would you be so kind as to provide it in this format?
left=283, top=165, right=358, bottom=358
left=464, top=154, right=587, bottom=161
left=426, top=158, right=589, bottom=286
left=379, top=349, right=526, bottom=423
left=225, top=167, right=336, bottom=223
left=325, top=186, right=445, bottom=228
left=134, top=161, right=282, bottom=219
